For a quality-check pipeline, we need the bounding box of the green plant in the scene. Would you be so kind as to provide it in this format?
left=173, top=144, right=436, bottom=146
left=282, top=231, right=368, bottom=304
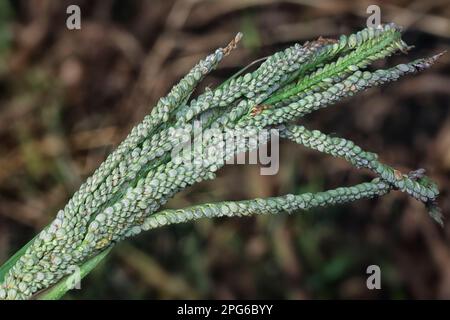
left=0, top=23, right=443, bottom=300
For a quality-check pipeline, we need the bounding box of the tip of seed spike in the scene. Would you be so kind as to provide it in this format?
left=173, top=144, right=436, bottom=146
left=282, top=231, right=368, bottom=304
left=427, top=51, right=446, bottom=64
left=433, top=51, right=447, bottom=60
left=235, top=32, right=243, bottom=42
left=411, top=51, right=446, bottom=71
left=427, top=200, right=444, bottom=227
left=223, top=32, right=243, bottom=56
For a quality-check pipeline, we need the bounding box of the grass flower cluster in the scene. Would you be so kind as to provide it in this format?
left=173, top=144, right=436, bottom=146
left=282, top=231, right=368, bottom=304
left=0, top=23, right=443, bottom=300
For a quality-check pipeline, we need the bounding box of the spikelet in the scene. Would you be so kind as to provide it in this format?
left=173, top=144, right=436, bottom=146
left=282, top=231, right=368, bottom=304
left=0, top=24, right=444, bottom=300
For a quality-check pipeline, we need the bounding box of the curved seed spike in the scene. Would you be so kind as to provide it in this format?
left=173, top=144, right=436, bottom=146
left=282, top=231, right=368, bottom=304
left=280, top=124, right=442, bottom=223
left=237, top=55, right=443, bottom=128
left=130, top=178, right=392, bottom=235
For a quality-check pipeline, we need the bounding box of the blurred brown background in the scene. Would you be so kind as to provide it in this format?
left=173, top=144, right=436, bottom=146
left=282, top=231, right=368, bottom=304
left=0, top=0, right=449, bottom=299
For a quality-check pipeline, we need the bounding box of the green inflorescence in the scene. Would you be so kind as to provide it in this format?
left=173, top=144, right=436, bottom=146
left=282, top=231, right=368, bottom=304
left=0, top=24, right=444, bottom=300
